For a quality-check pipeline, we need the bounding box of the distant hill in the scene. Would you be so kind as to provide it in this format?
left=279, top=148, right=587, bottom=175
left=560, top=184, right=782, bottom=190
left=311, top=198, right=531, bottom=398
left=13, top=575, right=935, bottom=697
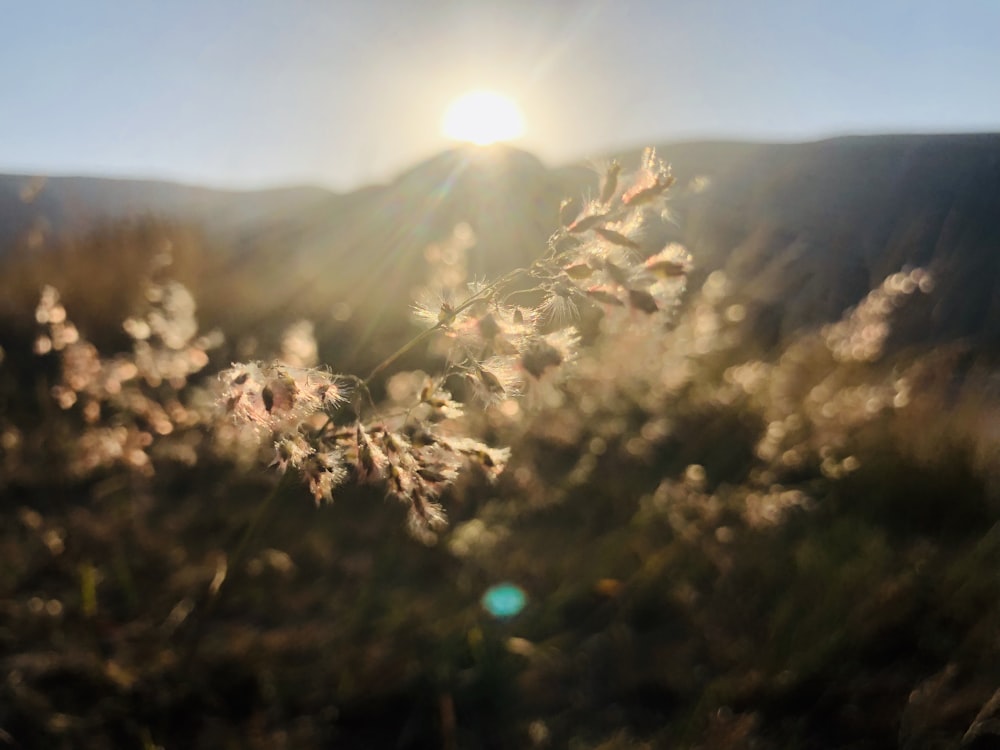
left=3, top=134, right=1000, bottom=355
left=642, top=134, right=1000, bottom=351
left=0, top=173, right=333, bottom=248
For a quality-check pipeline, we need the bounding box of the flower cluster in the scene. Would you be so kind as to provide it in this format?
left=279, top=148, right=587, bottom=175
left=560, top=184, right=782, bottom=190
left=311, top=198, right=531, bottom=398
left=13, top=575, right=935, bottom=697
left=723, top=269, right=934, bottom=482
left=488, top=248, right=937, bottom=555
left=221, top=362, right=346, bottom=434
left=221, top=149, right=690, bottom=538
left=823, top=267, right=934, bottom=363
left=409, top=149, right=689, bottom=407
left=220, top=360, right=510, bottom=542
left=32, top=259, right=221, bottom=478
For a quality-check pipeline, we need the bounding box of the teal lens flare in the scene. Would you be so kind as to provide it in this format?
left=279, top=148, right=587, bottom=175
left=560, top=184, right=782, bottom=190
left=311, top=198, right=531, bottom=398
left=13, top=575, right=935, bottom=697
left=481, top=583, right=526, bottom=619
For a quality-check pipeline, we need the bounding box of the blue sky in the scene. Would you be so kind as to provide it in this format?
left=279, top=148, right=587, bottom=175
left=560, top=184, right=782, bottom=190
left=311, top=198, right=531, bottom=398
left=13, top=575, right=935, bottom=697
left=2, top=0, right=998, bottom=189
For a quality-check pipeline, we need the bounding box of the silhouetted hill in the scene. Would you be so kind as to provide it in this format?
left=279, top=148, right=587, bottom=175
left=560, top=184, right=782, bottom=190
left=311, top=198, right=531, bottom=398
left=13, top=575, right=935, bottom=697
left=0, top=173, right=332, bottom=249
left=644, top=134, right=1000, bottom=350
left=3, top=134, right=1000, bottom=354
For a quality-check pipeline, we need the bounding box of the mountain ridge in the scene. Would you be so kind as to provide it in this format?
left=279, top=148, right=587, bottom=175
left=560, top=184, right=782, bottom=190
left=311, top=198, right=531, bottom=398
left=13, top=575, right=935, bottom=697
left=2, top=133, right=1000, bottom=354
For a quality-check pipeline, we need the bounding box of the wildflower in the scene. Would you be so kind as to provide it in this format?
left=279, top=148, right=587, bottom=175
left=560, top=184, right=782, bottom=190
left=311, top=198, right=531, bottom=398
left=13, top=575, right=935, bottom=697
left=437, top=435, right=511, bottom=483
left=622, top=147, right=675, bottom=206
left=594, top=226, right=640, bottom=251
left=419, top=383, right=464, bottom=421
left=301, top=451, right=347, bottom=505
left=467, top=356, right=521, bottom=405
left=585, top=286, right=624, bottom=307
left=405, top=494, right=448, bottom=544
left=412, top=290, right=459, bottom=329
left=354, top=423, right=388, bottom=483
left=645, top=243, right=692, bottom=278
left=537, top=280, right=581, bottom=328
left=221, top=363, right=345, bottom=432
left=568, top=208, right=611, bottom=234
left=271, top=435, right=313, bottom=473
left=444, top=302, right=528, bottom=356
left=598, top=160, right=622, bottom=205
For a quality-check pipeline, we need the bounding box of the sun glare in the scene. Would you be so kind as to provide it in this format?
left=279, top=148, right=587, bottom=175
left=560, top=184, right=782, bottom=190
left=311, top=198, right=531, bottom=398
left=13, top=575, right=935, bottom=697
left=441, top=90, right=525, bottom=146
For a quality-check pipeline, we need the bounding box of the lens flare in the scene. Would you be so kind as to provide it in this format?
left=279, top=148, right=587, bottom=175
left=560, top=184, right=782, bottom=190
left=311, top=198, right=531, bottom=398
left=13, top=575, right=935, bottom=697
left=481, top=582, right=527, bottom=618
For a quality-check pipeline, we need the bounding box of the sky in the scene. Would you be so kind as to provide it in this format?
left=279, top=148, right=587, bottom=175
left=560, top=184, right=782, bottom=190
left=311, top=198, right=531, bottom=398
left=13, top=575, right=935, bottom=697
left=2, top=0, right=998, bottom=191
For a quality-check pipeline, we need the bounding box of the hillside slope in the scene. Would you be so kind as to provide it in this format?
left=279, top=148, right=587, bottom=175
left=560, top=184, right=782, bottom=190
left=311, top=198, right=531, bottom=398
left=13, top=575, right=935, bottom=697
left=3, top=134, right=999, bottom=353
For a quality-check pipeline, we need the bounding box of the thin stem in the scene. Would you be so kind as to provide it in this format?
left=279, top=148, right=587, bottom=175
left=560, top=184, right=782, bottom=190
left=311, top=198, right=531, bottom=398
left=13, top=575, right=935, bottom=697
left=362, top=267, right=529, bottom=387
left=226, top=472, right=292, bottom=581
left=363, top=322, right=446, bottom=386
left=181, top=470, right=293, bottom=668
left=305, top=267, right=533, bottom=432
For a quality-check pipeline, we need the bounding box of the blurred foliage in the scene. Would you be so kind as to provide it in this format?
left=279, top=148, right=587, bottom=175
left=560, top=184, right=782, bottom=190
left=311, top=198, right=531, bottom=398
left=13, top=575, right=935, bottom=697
left=0, top=201, right=999, bottom=750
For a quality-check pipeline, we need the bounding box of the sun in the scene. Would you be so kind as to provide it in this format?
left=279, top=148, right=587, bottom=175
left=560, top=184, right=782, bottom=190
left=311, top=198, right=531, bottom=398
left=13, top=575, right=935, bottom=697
left=441, top=90, right=525, bottom=146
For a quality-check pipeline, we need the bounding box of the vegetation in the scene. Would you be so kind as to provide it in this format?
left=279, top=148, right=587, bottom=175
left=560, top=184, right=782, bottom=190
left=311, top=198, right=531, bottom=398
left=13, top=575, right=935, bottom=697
left=0, top=149, right=998, bottom=749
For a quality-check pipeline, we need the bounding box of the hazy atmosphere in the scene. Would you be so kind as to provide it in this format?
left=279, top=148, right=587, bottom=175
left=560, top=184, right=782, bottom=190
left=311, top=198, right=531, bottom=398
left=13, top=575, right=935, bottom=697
left=3, top=0, right=999, bottom=188
left=3, top=3, right=1000, bottom=749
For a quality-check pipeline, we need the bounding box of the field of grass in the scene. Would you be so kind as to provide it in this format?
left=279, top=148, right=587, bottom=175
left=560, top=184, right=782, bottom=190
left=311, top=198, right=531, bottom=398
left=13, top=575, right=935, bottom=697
left=1, top=156, right=998, bottom=749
